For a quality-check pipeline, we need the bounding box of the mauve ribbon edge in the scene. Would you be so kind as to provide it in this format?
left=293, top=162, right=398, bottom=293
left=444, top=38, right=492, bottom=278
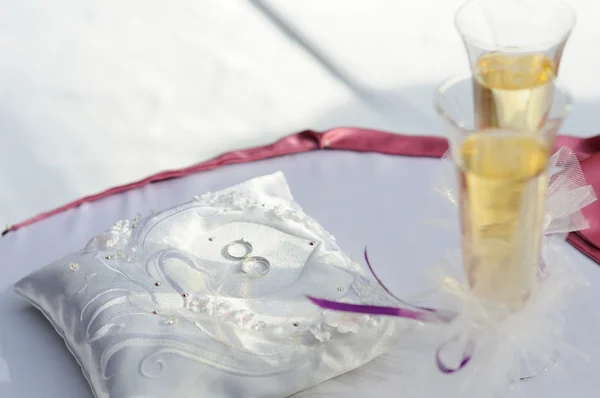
left=2, top=129, right=593, bottom=243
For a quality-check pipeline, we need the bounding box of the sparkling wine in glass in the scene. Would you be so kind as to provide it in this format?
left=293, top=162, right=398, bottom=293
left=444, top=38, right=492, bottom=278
left=455, top=0, right=575, bottom=136
left=474, top=53, right=555, bottom=133
left=434, top=71, right=572, bottom=312
left=458, top=131, right=549, bottom=310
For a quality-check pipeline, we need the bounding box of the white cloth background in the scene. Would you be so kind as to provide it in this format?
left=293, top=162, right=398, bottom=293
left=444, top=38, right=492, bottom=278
left=0, top=0, right=599, bottom=226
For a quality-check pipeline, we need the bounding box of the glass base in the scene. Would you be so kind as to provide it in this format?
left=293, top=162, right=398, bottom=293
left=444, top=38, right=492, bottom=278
left=518, top=350, right=559, bottom=381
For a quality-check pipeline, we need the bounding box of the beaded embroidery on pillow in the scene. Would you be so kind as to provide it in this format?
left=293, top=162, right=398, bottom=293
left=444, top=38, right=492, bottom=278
left=15, top=172, right=405, bottom=398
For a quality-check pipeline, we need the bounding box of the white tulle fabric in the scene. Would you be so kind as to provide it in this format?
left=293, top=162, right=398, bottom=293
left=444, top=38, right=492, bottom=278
left=14, top=172, right=405, bottom=398
left=402, top=147, right=597, bottom=397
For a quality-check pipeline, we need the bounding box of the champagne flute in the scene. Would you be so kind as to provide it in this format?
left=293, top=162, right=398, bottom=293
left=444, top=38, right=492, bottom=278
left=455, top=0, right=575, bottom=134
left=435, top=67, right=572, bottom=379
left=434, top=67, right=571, bottom=312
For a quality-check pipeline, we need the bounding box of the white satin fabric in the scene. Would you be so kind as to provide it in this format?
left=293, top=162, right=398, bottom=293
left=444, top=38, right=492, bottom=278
left=13, top=172, right=405, bottom=398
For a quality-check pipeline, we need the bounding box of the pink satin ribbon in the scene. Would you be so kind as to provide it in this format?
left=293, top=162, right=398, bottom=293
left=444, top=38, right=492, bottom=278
left=3, top=128, right=600, bottom=267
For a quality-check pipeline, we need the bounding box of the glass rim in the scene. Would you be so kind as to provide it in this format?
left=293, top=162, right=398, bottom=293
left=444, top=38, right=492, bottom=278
left=433, top=73, right=573, bottom=131
left=454, top=0, right=576, bottom=53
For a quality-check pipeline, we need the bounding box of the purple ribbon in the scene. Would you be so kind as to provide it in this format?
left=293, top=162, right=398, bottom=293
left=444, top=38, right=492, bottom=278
left=436, top=337, right=475, bottom=374
left=307, top=248, right=473, bottom=373
left=306, top=296, right=447, bottom=323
